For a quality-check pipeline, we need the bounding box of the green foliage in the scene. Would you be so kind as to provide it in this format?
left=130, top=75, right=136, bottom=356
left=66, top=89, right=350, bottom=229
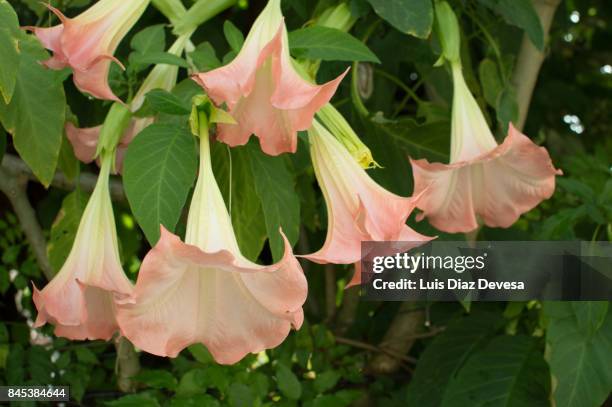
left=441, top=335, right=550, bottom=406
left=123, top=124, right=198, bottom=245
left=0, top=0, right=20, bottom=104
left=477, top=0, right=544, bottom=50
left=366, top=0, right=433, bottom=39
left=289, top=26, right=381, bottom=63
left=544, top=302, right=612, bottom=407
left=248, top=143, right=301, bottom=261
left=0, top=23, right=65, bottom=186
left=47, top=190, right=89, bottom=273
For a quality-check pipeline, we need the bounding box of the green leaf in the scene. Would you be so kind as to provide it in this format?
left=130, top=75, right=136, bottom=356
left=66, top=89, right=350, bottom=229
left=106, top=394, right=161, bottom=407
left=189, top=42, right=221, bottom=72
left=131, top=51, right=189, bottom=68
left=188, top=344, right=214, bottom=364
left=440, top=335, right=550, bottom=406
left=48, top=190, right=89, bottom=273
left=0, top=34, right=65, bottom=186
left=248, top=144, right=300, bottom=261
left=496, top=86, right=518, bottom=132
left=477, top=0, right=544, bottom=50
left=478, top=58, right=503, bottom=108
left=135, top=369, right=178, bottom=390
left=123, top=124, right=198, bottom=245
left=276, top=362, right=302, bottom=400
left=176, top=369, right=207, bottom=396
left=0, top=0, right=20, bottom=103
left=406, top=312, right=502, bottom=407
left=145, top=89, right=191, bottom=115
left=366, top=0, right=433, bottom=39
left=212, top=143, right=267, bottom=261
left=57, top=133, right=79, bottom=181
left=571, top=301, right=609, bottom=337
left=544, top=302, right=612, bottom=407
left=131, top=24, right=166, bottom=54
left=223, top=20, right=244, bottom=53
left=228, top=383, right=255, bottom=407
left=289, top=26, right=380, bottom=63
left=313, top=370, right=341, bottom=393
left=75, top=347, right=99, bottom=364
left=362, top=117, right=449, bottom=195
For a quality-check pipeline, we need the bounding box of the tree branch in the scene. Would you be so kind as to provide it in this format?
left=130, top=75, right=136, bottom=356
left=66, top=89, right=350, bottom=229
left=1, top=154, right=125, bottom=202
left=368, top=303, right=425, bottom=374
left=0, top=167, right=54, bottom=280
left=511, top=0, right=562, bottom=131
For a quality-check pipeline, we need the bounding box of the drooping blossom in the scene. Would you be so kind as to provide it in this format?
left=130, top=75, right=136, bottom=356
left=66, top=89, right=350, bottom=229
left=116, top=129, right=307, bottom=364
left=25, top=0, right=149, bottom=101
left=33, top=155, right=133, bottom=340
left=410, top=62, right=561, bottom=233
left=192, top=0, right=347, bottom=156
left=302, top=121, right=433, bottom=287
left=65, top=34, right=189, bottom=172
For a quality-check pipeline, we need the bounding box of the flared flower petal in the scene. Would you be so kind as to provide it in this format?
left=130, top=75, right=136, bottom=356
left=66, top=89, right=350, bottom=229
left=116, top=133, right=307, bottom=363
left=193, top=0, right=347, bottom=155
left=411, top=123, right=562, bottom=233
left=25, top=0, right=149, bottom=101
left=33, top=158, right=133, bottom=340
left=409, top=62, right=561, bottom=233
left=303, top=121, right=433, bottom=268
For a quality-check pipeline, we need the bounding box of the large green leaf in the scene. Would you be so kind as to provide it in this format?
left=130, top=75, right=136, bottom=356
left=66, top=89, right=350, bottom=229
left=47, top=190, right=89, bottom=274
left=0, top=0, right=20, bottom=104
left=360, top=117, right=449, bottom=195
left=440, top=335, right=550, bottom=407
left=123, top=124, right=198, bottom=245
left=289, top=26, right=380, bottom=63
left=276, top=363, right=302, bottom=400
left=248, top=144, right=300, bottom=261
left=477, top=0, right=544, bottom=50
left=211, top=143, right=267, bottom=261
left=366, top=0, right=433, bottom=39
left=544, top=302, right=612, bottom=407
left=406, top=312, right=502, bottom=407
left=130, top=24, right=166, bottom=54
left=0, top=34, right=65, bottom=186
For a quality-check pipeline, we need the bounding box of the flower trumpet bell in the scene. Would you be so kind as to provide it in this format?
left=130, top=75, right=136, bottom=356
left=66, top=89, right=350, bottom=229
left=25, top=0, right=149, bottom=101
left=193, top=0, right=347, bottom=156
left=33, top=155, right=133, bottom=340
left=116, top=119, right=308, bottom=364
left=409, top=62, right=562, bottom=233
left=303, top=121, right=433, bottom=286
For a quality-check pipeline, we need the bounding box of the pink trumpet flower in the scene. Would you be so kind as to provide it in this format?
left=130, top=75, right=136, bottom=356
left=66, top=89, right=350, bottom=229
left=302, top=121, right=434, bottom=287
left=25, top=0, right=149, bottom=101
left=192, top=0, right=347, bottom=156
left=410, top=63, right=561, bottom=233
left=33, top=155, right=133, bottom=340
left=116, top=133, right=307, bottom=364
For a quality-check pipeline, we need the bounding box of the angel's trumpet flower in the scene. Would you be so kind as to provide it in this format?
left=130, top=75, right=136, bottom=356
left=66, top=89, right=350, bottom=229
left=33, top=154, right=133, bottom=340
left=65, top=35, right=188, bottom=172
left=409, top=62, right=561, bottom=233
left=303, top=121, right=433, bottom=286
left=193, top=0, right=347, bottom=156
left=25, top=0, right=149, bottom=101
left=116, top=109, right=307, bottom=364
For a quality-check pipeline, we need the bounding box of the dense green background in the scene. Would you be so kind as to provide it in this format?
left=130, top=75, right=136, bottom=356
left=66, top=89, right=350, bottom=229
left=0, top=0, right=611, bottom=405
